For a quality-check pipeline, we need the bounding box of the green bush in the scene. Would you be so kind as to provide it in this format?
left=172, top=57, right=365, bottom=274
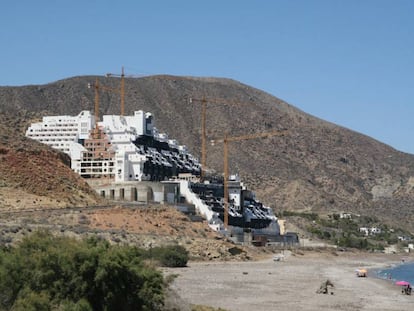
left=337, top=234, right=370, bottom=249
left=282, top=211, right=319, bottom=221
left=59, top=299, right=93, bottom=311
left=0, top=230, right=165, bottom=311
left=149, top=245, right=189, bottom=267
left=10, top=289, right=51, bottom=311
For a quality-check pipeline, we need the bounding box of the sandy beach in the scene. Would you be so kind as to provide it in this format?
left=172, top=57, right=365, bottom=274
left=164, top=250, right=414, bottom=311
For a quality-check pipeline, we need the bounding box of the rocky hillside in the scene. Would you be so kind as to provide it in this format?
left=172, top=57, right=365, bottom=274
left=0, top=205, right=257, bottom=261
left=0, top=110, right=101, bottom=209
left=1, top=75, right=414, bottom=230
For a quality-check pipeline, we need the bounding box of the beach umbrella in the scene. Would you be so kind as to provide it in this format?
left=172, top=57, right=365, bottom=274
left=395, top=281, right=410, bottom=286
left=355, top=268, right=367, bottom=277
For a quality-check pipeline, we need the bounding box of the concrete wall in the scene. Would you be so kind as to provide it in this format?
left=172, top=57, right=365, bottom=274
left=93, top=181, right=180, bottom=204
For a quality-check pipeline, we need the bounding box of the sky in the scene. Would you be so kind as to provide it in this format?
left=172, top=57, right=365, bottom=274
left=1, top=0, right=414, bottom=153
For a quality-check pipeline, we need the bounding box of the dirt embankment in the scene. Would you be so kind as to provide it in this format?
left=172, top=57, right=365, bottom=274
left=0, top=205, right=272, bottom=261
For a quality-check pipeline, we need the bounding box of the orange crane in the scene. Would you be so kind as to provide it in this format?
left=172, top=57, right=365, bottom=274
left=211, top=130, right=288, bottom=229
left=88, top=78, right=123, bottom=138
left=105, top=66, right=126, bottom=116
left=105, top=67, right=147, bottom=115
left=188, top=97, right=250, bottom=180
left=88, top=77, right=123, bottom=118
left=189, top=97, right=208, bottom=180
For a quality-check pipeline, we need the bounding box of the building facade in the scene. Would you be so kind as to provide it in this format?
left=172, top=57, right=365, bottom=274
left=26, top=110, right=201, bottom=183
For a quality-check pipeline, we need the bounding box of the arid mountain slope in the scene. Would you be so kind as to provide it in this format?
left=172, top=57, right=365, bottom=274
left=0, top=111, right=101, bottom=209
left=1, top=75, right=414, bottom=230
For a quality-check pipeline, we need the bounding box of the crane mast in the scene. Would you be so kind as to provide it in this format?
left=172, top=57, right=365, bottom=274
left=120, top=67, right=125, bottom=116
left=201, top=98, right=207, bottom=180
left=88, top=76, right=123, bottom=138
left=94, top=78, right=99, bottom=124
left=211, top=130, right=288, bottom=229
left=93, top=78, right=100, bottom=139
left=106, top=66, right=126, bottom=116
left=189, top=97, right=250, bottom=181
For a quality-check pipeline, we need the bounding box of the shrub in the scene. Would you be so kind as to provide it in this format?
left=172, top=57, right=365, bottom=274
left=10, top=289, right=51, bottom=311
left=337, top=234, right=370, bottom=249
left=0, top=230, right=165, bottom=311
left=149, top=245, right=189, bottom=267
left=159, top=245, right=188, bottom=267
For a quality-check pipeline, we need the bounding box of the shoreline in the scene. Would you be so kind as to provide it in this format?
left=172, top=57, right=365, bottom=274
left=164, top=250, right=414, bottom=311
left=372, top=258, right=414, bottom=286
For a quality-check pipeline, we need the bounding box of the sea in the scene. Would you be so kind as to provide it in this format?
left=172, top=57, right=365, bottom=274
left=375, top=261, right=414, bottom=285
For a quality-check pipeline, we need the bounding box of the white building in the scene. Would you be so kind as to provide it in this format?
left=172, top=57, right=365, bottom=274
left=26, top=110, right=200, bottom=183
left=97, top=111, right=153, bottom=182
left=359, top=226, right=382, bottom=236
left=370, top=227, right=382, bottom=235
left=339, top=212, right=352, bottom=219
left=26, top=110, right=95, bottom=162
left=359, top=227, right=369, bottom=236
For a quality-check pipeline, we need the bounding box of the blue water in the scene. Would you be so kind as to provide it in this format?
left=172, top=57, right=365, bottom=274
left=376, top=262, right=414, bottom=285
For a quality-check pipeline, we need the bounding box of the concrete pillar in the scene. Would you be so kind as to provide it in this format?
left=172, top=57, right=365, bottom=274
left=131, top=187, right=137, bottom=201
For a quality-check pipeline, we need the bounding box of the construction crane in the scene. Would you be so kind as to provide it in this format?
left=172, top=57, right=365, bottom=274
left=104, top=66, right=147, bottom=116
left=88, top=78, right=122, bottom=138
left=188, top=97, right=251, bottom=181
left=88, top=78, right=121, bottom=118
left=188, top=97, right=208, bottom=180
left=211, top=130, right=288, bottom=229
left=105, top=66, right=126, bottom=116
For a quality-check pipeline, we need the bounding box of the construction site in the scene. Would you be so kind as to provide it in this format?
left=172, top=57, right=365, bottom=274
left=25, top=68, right=297, bottom=246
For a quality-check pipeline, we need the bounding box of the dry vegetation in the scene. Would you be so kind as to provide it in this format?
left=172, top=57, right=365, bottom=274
left=0, top=205, right=268, bottom=262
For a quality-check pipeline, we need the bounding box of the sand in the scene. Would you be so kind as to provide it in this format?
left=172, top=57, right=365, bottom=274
left=163, top=250, right=414, bottom=311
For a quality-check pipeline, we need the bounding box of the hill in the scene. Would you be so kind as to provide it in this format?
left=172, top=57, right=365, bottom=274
left=1, top=75, right=414, bottom=231
left=0, top=110, right=101, bottom=209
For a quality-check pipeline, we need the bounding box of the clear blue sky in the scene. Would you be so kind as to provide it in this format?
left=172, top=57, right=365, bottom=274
left=1, top=1, right=414, bottom=153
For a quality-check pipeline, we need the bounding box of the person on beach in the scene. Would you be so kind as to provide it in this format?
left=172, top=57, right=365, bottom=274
left=402, top=284, right=412, bottom=295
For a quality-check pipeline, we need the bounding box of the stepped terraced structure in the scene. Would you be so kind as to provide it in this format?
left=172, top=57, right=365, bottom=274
left=26, top=110, right=283, bottom=239
left=26, top=110, right=201, bottom=182
left=185, top=175, right=281, bottom=240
